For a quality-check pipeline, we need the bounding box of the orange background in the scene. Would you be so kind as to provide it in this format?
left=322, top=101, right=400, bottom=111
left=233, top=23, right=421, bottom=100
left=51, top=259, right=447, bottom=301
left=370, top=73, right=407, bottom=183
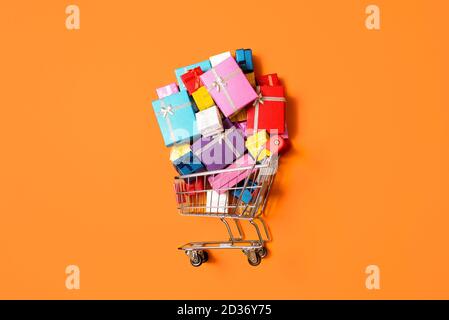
left=1, top=0, right=448, bottom=299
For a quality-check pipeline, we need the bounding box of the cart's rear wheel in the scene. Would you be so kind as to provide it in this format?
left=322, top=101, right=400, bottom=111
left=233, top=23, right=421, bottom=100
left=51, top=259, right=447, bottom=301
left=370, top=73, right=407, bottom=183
left=247, top=250, right=262, bottom=266
left=189, top=251, right=203, bottom=267
left=258, top=247, right=268, bottom=259
left=201, top=250, right=209, bottom=263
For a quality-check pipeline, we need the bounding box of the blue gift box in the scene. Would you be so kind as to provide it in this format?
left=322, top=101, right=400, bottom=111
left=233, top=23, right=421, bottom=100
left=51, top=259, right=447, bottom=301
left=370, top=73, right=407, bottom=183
left=152, top=90, right=200, bottom=147
left=235, top=48, right=253, bottom=73
left=233, top=180, right=258, bottom=204
left=173, top=151, right=205, bottom=175
left=175, top=60, right=212, bottom=90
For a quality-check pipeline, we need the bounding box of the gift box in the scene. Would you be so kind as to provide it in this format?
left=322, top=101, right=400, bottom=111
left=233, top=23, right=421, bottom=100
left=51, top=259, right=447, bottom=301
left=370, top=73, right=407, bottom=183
left=192, top=86, right=215, bottom=111
left=170, top=143, right=191, bottom=162
left=246, top=130, right=271, bottom=161
left=246, top=85, right=286, bottom=134
left=267, top=135, right=287, bottom=155
left=173, top=179, right=187, bottom=204
left=196, top=105, right=224, bottom=138
left=209, top=51, right=232, bottom=67
left=281, top=123, right=289, bottom=139
left=156, top=82, right=179, bottom=99
left=191, top=126, right=246, bottom=171
left=152, top=90, right=199, bottom=146
left=175, top=60, right=212, bottom=90
left=206, top=190, right=228, bottom=213
left=208, top=154, right=256, bottom=193
left=201, top=57, right=257, bottom=118
left=235, top=48, right=254, bottom=73
left=229, top=108, right=247, bottom=122
left=180, top=66, right=203, bottom=95
left=234, top=121, right=248, bottom=137
left=221, top=117, right=234, bottom=130
left=233, top=180, right=258, bottom=204
left=245, top=72, right=256, bottom=88
left=256, top=73, right=280, bottom=87
left=173, top=150, right=205, bottom=175
left=185, top=179, right=204, bottom=198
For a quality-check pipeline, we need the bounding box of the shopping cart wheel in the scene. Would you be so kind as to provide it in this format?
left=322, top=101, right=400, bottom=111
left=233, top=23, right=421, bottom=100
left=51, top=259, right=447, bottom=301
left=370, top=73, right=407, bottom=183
left=257, top=247, right=268, bottom=259
left=247, top=250, right=262, bottom=267
left=201, top=250, right=209, bottom=263
left=189, top=251, right=203, bottom=267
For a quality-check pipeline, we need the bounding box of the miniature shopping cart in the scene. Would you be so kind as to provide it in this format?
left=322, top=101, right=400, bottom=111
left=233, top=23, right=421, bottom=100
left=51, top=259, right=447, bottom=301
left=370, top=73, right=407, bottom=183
left=174, top=151, right=278, bottom=267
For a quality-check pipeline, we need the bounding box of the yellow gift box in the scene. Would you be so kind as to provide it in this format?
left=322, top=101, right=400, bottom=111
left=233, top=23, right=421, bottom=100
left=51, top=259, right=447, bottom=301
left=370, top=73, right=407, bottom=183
left=192, top=86, right=214, bottom=111
left=246, top=130, right=271, bottom=161
left=169, top=143, right=191, bottom=162
left=245, top=72, right=256, bottom=88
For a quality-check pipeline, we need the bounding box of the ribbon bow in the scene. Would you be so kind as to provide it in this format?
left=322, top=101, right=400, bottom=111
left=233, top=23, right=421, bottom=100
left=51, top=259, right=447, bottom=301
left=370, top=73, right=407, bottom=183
left=253, top=93, right=265, bottom=106
left=160, top=105, right=174, bottom=118
left=211, top=76, right=227, bottom=92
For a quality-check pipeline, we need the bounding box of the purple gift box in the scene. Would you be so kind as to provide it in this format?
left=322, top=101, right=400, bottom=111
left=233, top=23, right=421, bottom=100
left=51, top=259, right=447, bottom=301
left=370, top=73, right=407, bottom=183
left=191, top=127, right=246, bottom=171
left=235, top=121, right=248, bottom=137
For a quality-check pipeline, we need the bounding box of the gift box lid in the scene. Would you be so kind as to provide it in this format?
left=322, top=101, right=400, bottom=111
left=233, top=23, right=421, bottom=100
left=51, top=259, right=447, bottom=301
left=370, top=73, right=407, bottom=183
left=173, top=151, right=205, bottom=175
left=256, top=73, right=280, bottom=86
left=180, top=66, right=204, bottom=93
left=235, top=48, right=254, bottom=73
left=175, top=60, right=212, bottom=90
left=208, top=154, right=256, bottom=192
left=258, top=84, right=285, bottom=97
left=246, top=129, right=269, bottom=148
left=156, top=82, right=179, bottom=99
left=170, top=143, right=191, bottom=162
left=191, top=126, right=246, bottom=171
left=200, top=57, right=257, bottom=118
left=209, top=51, right=232, bottom=67
left=247, top=85, right=286, bottom=134
left=152, top=90, right=199, bottom=146
left=196, top=105, right=223, bottom=133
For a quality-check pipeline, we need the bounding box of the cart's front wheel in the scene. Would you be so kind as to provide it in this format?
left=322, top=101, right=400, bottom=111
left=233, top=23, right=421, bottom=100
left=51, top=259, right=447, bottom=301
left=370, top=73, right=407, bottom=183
left=247, top=250, right=262, bottom=266
left=258, top=247, right=268, bottom=259
left=189, top=251, right=203, bottom=267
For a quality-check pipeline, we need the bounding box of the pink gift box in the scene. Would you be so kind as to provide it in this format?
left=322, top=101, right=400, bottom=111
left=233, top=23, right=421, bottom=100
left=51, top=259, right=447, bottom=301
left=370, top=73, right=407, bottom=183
left=200, top=57, right=257, bottom=118
left=156, top=82, right=179, bottom=99
left=208, top=154, right=256, bottom=193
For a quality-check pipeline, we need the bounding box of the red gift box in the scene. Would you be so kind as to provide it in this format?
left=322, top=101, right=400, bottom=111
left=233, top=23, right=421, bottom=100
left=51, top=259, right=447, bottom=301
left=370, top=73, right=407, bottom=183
left=185, top=179, right=204, bottom=198
left=180, top=67, right=204, bottom=95
left=256, top=73, right=280, bottom=87
left=267, top=135, right=288, bottom=155
left=173, top=179, right=187, bottom=204
left=246, top=85, right=286, bottom=134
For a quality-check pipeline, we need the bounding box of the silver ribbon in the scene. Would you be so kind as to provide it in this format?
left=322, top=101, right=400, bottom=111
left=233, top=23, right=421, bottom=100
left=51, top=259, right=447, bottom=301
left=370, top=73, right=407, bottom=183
left=157, top=100, right=192, bottom=143
left=252, top=86, right=286, bottom=133
left=208, top=68, right=241, bottom=112
left=194, top=128, right=243, bottom=161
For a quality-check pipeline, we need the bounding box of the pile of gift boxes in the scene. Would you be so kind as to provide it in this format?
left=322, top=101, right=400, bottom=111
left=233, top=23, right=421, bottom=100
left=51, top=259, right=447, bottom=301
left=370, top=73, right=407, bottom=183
left=151, top=49, right=289, bottom=213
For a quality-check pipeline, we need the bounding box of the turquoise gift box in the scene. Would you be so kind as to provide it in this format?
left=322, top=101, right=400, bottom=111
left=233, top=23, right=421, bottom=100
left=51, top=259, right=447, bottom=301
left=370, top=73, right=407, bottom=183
left=235, top=48, right=253, bottom=73
left=152, top=90, right=199, bottom=147
left=175, top=60, right=212, bottom=90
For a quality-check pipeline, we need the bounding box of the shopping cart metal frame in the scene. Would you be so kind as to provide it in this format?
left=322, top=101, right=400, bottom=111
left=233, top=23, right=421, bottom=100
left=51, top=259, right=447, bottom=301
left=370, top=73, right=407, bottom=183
left=175, top=151, right=279, bottom=267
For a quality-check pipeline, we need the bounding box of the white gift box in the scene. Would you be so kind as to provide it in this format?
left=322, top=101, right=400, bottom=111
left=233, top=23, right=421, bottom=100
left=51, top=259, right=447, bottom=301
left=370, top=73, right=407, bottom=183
left=209, top=51, right=232, bottom=67
left=196, top=105, right=224, bottom=138
left=206, top=190, right=228, bottom=213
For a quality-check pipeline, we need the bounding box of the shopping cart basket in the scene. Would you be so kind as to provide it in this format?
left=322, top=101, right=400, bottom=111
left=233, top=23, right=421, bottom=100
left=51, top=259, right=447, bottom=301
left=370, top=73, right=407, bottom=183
left=174, top=151, right=278, bottom=267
